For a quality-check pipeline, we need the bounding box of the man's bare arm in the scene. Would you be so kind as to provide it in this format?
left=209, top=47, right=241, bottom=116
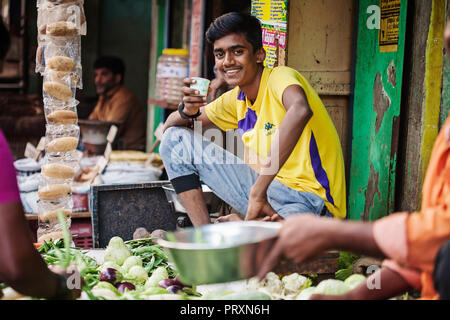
left=0, top=202, right=62, bottom=298
left=258, top=215, right=385, bottom=280
left=246, top=85, right=313, bottom=221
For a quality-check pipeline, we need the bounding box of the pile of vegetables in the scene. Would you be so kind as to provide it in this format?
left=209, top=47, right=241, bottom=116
left=86, top=236, right=201, bottom=300
left=0, top=218, right=384, bottom=302
left=242, top=272, right=367, bottom=300
left=0, top=217, right=202, bottom=301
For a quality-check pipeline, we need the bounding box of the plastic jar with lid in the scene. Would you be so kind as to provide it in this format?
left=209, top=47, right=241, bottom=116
left=155, top=48, right=189, bottom=105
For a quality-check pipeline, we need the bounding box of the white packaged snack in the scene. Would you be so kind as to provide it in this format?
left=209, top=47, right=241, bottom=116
left=37, top=197, right=73, bottom=224
left=38, top=0, right=86, bottom=36
left=38, top=183, right=72, bottom=201
left=45, top=124, right=80, bottom=154
left=36, top=37, right=83, bottom=89
left=45, top=105, right=78, bottom=125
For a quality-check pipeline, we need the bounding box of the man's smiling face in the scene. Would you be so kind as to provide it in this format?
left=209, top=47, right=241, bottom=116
left=213, top=33, right=265, bottom=89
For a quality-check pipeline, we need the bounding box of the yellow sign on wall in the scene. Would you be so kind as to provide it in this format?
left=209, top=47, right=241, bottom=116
left=379, top=0, right=401, bottom=53
left=252, top=0, right=288, bottom=67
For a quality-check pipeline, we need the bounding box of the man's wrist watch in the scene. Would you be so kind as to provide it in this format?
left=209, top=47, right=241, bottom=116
left=178, top=102, right=201, bottom=119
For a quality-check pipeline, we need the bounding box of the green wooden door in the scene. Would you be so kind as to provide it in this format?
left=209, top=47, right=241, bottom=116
left=348, top=0, right=408, bottom=221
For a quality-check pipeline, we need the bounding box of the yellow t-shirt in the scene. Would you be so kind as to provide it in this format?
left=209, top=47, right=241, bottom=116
left=205, top=66, right=346, bottom=218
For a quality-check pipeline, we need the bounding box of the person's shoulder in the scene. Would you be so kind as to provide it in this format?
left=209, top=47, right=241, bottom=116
left=116, top=86, right=136, bottom=99
left=268, top=66, right=300, bottom=80
left=213, top=86, right=241, bottom=104
left=114, top=86, right=141, bottom=104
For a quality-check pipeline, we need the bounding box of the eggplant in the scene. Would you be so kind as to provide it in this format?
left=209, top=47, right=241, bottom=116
left=158, top=277, right=191, bottom=289
left=158, top=279, right=177, bottom=289
left=99, top=268, right=118, bottom=284
left=166, top=285, right=182, bottom=294
left=116, top=282, right=136, bottom=293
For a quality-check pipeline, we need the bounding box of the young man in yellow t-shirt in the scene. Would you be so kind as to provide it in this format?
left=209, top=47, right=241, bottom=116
left=160, top=12, right=346, bottom=226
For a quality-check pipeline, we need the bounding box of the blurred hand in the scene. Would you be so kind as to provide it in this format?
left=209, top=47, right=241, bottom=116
left=48, top=264, right=84, bottom=300
left=257, top=214, right=335, bottom=280
left=245, top=187, right=278, bottom=221
left=309, top=293, right=354, bottom=300
left=182, top=78, right=208, bottom=116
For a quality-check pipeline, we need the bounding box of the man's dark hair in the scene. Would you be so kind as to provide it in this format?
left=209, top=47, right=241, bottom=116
left=206, top=12, right=263, bottom=52
left=94, top=56, right=126, bottom=84
left=0, top=18, right=11, bottom=60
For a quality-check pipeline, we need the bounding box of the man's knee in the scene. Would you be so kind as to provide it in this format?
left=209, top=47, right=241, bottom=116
left=160, top=126, right=185, bottom=162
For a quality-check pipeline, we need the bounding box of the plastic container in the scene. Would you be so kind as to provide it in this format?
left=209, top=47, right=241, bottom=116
left=155, top=48, right=189, bottom=105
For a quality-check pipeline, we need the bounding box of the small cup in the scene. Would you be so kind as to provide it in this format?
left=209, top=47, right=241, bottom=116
left=190, top=77, right=211, bottom=97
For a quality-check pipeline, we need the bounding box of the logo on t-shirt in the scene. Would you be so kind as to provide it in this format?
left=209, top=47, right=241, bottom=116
left=265, top=122, right=277, bottom=136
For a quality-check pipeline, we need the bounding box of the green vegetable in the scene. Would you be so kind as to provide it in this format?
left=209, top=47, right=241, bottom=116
left=335, top=251, right=360, bottom=281
left=92, top=282, right=121, bottom=300
left=125, top=238, right=157, bottom=249
left=338, top=252, right=360, bottom=270
left=141, top=287, right=170, bottom=296
left=145, top=266, right=169, bottom=288
left=344, top=274, right=366, bottom=290
left=296, top=287, right=317, bottom=300
left=95, top=281, right=120, bottom=294
left=314, top=279, right=350, bottom=296
left=125, top=265, right=149, bottom=285
left=122, top=256, right=143, bottom=274
left=57, top=211, right=72, bottom=268
left=104, top=237, right=132, bottom=266
left=99, top=261, right=124, bottom=274
left=335, top=268, right=353, bottom=281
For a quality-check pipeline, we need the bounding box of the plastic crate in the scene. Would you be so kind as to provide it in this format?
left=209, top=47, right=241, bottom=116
left=70, top=220, right=93, bottom=249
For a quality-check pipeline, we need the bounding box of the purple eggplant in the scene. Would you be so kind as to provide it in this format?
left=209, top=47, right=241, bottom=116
left=166, top=285, right=182, bottom=294
left=116, top=282, right=136, bottom=293
left=99, top=268, right=118, bottom=284
left=158, top=278, right=178, bottom=289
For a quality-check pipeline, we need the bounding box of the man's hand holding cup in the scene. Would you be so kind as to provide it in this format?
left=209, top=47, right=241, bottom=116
left=181, top=77, right=211, bottom=116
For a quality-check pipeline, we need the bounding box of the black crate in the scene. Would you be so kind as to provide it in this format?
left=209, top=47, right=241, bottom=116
left=90, top=181, right=177, bottom=248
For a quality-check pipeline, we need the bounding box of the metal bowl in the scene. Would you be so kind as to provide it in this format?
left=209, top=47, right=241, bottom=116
left=157, top=221, right=281, bottom=285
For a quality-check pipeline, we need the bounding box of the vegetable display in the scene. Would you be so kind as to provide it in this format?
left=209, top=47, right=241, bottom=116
left=85, top=237, right=199, bottom=300
left=1, top=236, right=379, bottom=301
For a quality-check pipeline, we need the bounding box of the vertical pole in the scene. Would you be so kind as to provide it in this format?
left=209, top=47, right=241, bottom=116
left=147, top=0, right=169, bottom=152
left=188, top=0, right=206, bottom=77
left=420, top=0, right=446, bottom=182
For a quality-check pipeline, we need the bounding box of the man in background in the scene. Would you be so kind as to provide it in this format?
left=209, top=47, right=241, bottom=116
left=88, top=56, right=146, bottom=151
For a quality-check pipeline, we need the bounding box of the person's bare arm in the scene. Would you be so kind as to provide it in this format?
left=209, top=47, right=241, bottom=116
left=0, top=202, right=73, bottom=299
left=258, top=215, right=385, bottom=280
left=246, top=85, right=313, bottom=221
left=311, top=267, right=411, bottom=300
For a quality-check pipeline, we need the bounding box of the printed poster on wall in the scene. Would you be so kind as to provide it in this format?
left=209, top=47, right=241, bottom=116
left=379, top=0, right=401, bottom=53
left=251, top=0, right=288, bottom=68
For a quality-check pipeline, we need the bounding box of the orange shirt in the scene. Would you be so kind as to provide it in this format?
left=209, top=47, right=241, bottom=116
left=373, top=116, right=450, bottom=300
left=89, top=85, right=146, bottom=151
